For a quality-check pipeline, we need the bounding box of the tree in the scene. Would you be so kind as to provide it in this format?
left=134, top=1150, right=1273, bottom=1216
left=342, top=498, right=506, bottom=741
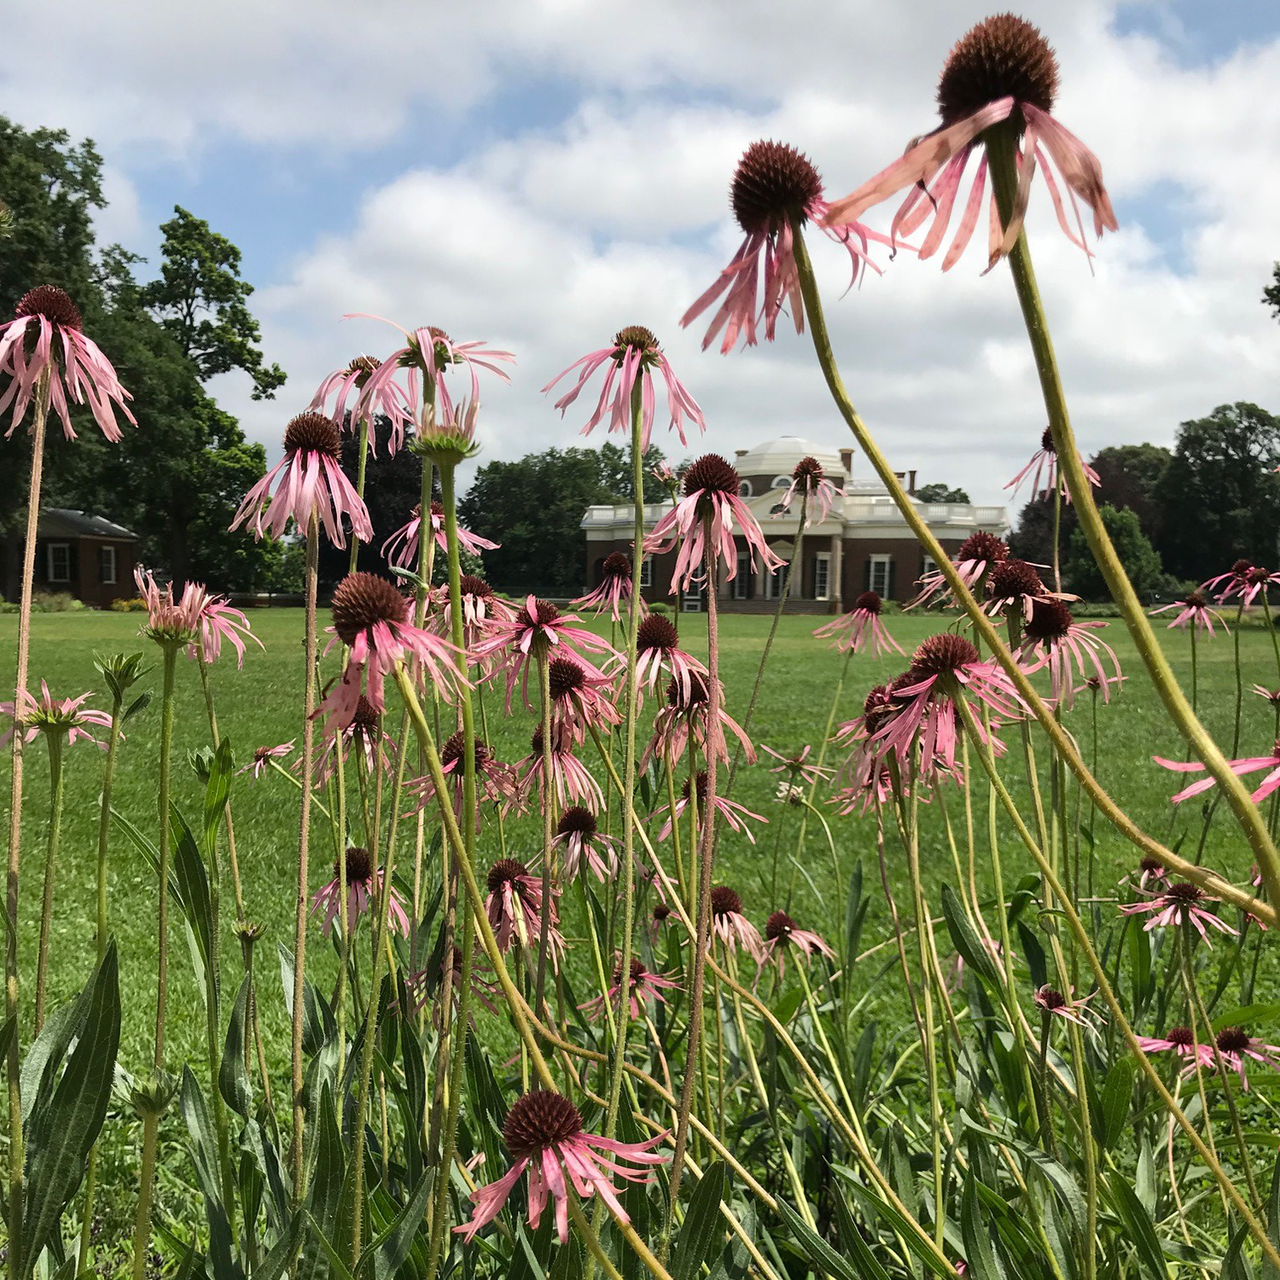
left=140, top=206, right=286, bottom=400
left=597, top=441, right=667, bottom=502
left=459, top=448, right=617, bottom=596
left=1065, top=505, right=1168, bottom=601
left=1089, top=443, right=1170, bottom=541
left=1265, top=262, right=1280, bottom=321
left=1154, top=403, right=1280, bottom=582
left=915, top=482, right=971, bottom=503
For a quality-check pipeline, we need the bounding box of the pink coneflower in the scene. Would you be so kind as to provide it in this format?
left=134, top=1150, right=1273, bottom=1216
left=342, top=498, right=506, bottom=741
left=581, top=956, right=679, bottom=1022
left=552, top=806, right=620, bottom=882
left=312, top=695, right=397, bottom=785
left=547, top=657, right=622, bottom=739
left=824, top=15, right=1117, bottom=271
left=1214, top=1027, right=1280, bottom=1090
left=870, top=634, right=1024, bottom=776
left=1155, top=741, right=1280, bottom=806
left=1005, top=428, right=1101, bottom=504
left=1130, top=856, right=1169, bottom=891
left=830, top=767, right=895, bottom=817
left=454, top=574, right=515, bottom=634
left=1149, top=590, right=1228, bottom=636
left=1120, top=882, right=1238, bottom=947
left=983, top=558, right=1059, bottom=621
left=410, top=944, right=499, bottom=1022
left=316, top=572, right=466, bottom=731
left=310, top=354, right=412, bottom=454
left=634, top=615, right=708, bottom=701
left=813, top=590, right=903, bottom=655
left=574, top=552, right=646, bottom=623
left=133, top=566, right=199, bottom=647
left=910, top=531, right=1008, bottom=609
left=480, top=596, right=617, bottom=713
left=516, top=725, right=604, bottom=813
left=1202, top=560, right=1280, bottom=609
left=644, top=454, right=784, bottom=593
left=0, top=285, right=135, bottom=441
left=455, top=1090, right=666, bottom=1243
left=683, top=139, right=889, bottom=353
left=761, top=911, right=834, bottom=978
left=231, top=412, right=373, bottom=548
left=383, top=500, right=499, bottom=572
left=708, top=886, right=765, bottom=961
left=1020, top=600, right=1122, bottom=709
left=485, top=858, right=564, bottom=964
left=347, top=316, right=513, bottom=431
left=761, top=744, right=833, bottom=787
left=310, top=845, right=410, bottom=938
left=181, top=583, right=262, bottom=667
left=238, top=741, right=294, bottom=780
left=543, top=325, right=704, bottom=454
left=407, top=731, right=522, bottom=830
left=777, top=456, right=844, bottom=528
left=642, top=672, right=756, bottom=771
left=653, top=774, right=766, bottom=845
left=1134, top=1027, right=1214, bottom=1069
left=1, top=681, right=113, bottom=750
left=1251, top=684, right=1280, bottom=711
left=649, top=902, right=675, bottom=943
left=1033, top=984, right=1098, bottom=1027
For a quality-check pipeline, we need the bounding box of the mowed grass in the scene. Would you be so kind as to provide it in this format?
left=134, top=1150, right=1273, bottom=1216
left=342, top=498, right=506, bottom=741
left=1, top=605, right=1276, bottom=1078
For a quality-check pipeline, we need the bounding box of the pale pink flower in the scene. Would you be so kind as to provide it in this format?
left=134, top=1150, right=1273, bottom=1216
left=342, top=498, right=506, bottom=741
left=1019, top=600, right=1122, bottom=709
left=814, top=590, right=903, bottom=655
left=683, top=139, right=890, bottom=353
left=1214, top=1027, right=1280, bottom=1090
left=634, top=615, right=707, bottom=702
left=485, top=858, right=564, bottom=965
left=231, top=412, right=372, bottom=548
left=642, top=672, right=756, bottom=772
left=644, top=454, right=784, bottom=592
left=1033, top=984, right=1099, bottom=1027
left=910, top=531, right=1009, bottom=610
left=1202, top=560, right=1280, bottom=610
left=547, top=656, right=622, bottom=741
left=708, top=886, right=765, bottom=961
left=1129, top=856, right=1169, bottom=891
left=183, top=585, right=262, bottom=667
left=776, top=456, right=844, bottom=528
left=238, top=741, right=294, bottom=780
left=455, top=1091, right=666, bottom=1244
left=761, top=744, right=833, bottom=786
left=1149, top=589, right=1228, bottom=636
left=312, top=695, right=397, bottom=785
left=310, top=845, right=410, bottom=938
left=1120, top=882, right=1238, bottom=947
left=453, top=574, right=515, bottom=635
left=516, top=725, right=604, bottom=813
left=383, top=500, right=499, bottom=572
left=543, top=325, right=704, bottom=454
left=574, top=552, right=646, bottom=623
left=309, top=354, right=412, bottom=454
left=1251, top=684, right=1280, bottom=711
left=316, top=572, right=466, bottom=732
left=553, top=806, right=620, bottom=882
left=1134, top=1026, right=1214, bottom=1069
left=0, top=285, right=134, bottom=441
left=824, top=16, right=1117, bottom=271
left=410, top=944, right=499, bottom=1023
left=581, top=957, right=679, bottom=1022
left=406, top=730, right=522, bottom=831
left=1155, top=742, right=1280, bottom=806
left=983, top=558, right=1065, bottom=621
left=1005, top=428, right=1101, bottom=504
left=1, top=681, right=113, bottom=750
left=653, top=773, right=766, bottom=845
left=760, top=911, right=834, bottom=979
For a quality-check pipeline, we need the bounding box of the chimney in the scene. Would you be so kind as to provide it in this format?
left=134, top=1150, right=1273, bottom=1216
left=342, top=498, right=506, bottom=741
left=839, top=447, right=854, bottom=477
left=908, top=469, right=917, bottom=495
left=735, top=448, right=748, bottom=458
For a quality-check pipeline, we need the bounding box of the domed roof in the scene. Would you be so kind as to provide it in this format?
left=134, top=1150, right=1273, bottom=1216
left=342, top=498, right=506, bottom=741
left=733, top=435, right=847, bottom=483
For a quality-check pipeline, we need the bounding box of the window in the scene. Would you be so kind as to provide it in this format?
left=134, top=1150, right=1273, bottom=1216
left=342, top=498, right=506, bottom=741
left=47, top=542, right=70, bottom=583
left=869, top=554, right=892, bottom=598
left=732, top=551, right=750, bottom=600
left=813, top=552, right=832, bottom=601
left=639, top=557, right=652, bottom=588
left=681, top=581, right=704, bottom=612
left=921, top=554, right=937, bottom=580
left=738, top=480, right=752, bottom=497
left=770, top=475, right=789, bottom=490
left=100, top=545, right=117, bottom=585
left=763, top=565, right=788, bottom=600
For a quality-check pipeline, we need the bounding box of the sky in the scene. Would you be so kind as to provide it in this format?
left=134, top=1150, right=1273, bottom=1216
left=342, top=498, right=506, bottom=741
left=3, top=0, right=1277, bottom=508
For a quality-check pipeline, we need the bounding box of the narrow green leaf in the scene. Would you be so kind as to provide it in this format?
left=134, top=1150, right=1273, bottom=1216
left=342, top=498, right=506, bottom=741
left=179, top=1066, right=241, bottom=1280
left=1266, top=1149, right=1280, bottom=1280
left=960, top=1174, right=1006, bottom=1280
left=359, top=1170, right=431, bottom=1280
left=298, top=1086, right=346, bottom=1280
left=776, top=1201, right=859, bottom=1280
left=303, top=1212, right=358, bottom=1280
left=1109, top=1171, right=1171, bottom=1279
left=279, top=943, right=336, bottom=1057
left=829, top=1186, right=892, bottom=1280
left=941, top=884, right=1000, bottom=988
left=671, top=1160, right=726, bottom=1280
left=219, top=976, right=253, bottom=1118
left=1099, top=1058, right=1134, bottom=1151
left=1223, top=1222, right=1255, bottom=1280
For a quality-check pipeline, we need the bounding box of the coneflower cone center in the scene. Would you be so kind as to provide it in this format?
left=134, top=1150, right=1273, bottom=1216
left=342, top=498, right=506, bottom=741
left=602, top=552, right=632, bottom=581
left=911, top=632, right=980, bottom=677
left=710, top=885, right=743, bottom=917
left=1216, top=1027, right=1250, bottom=1054
left=441, top=730, right=491, bottom=770
left=988, top=558, right=1045, bottom=600
left=613, top=325, right=661, bottom=366
left=503, top=1091, right=583, bottom=1157
left=853, top=590, right=882, bottom=615
left=614, top=956, right=648, bottom=986
left=731, top=140, right=823, bottom=236
left=518, top=599, right=561, bottom=629
left=331, top=573, right=407, bottom=643
left=557, top=806, right=597, bottom=839
left=792, top=456, right=825, bottom=488
left=681, top=770, right=710, bottom=804
left=684, top=453, right=740, bottom=499
left=765, top=910, right=795, bottom=941
left=547, top=658, right=587, bottom=700
left=1166, top=1026, right=1194, bottom=1047
left=346, top=354, right=379, bottom=385
left=1038, top=986, right=1067, bottom=1010
left=284, top=411, right=342, bottom=459
left=667, top=672, right=710, bottom=709
left=1164, top=882, right=1203, bottom=904
left=1023, top=599, right=1074, bottom=642
left=458, top=573, right=493, bottom=598
left=936, top=14, right=1059, bottom=126
left=637, top=615, right=680, bottom=653
left=340, top=846, right=373, bottom=885
left=16, top=284, right=82, bottom=329
left=487, top=857, right=531, bottom=894
left=957, top=530, right=1008, bottom=565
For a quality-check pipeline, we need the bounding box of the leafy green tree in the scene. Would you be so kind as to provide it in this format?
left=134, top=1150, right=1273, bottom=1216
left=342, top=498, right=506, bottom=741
left=1090, top=443, right=1170, bottom=541
left=1154, top=403, right=1280, bottom=582
left=1265, top=263, right=1280, bottom=321
left=915, top=482, right=971, bottom=503
left=597, top=441, right=667, bottom=502
left=140, top=206, right=285, bottom=400
left=1065, top=504, right=1166, bottom=600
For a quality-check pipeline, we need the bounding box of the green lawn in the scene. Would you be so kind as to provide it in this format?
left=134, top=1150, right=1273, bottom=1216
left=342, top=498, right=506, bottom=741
left=0, top=604, right=1274, bottom=1081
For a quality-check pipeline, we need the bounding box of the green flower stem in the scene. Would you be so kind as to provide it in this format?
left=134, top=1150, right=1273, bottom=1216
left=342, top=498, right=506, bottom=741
left=788, top=220, right=1277, bottom=927
left=953, top=692, right=1280, bottom=1268
left=32, top=736, right=64, bottom=1034
left=985, top=137, right=1280, bottom=902
left=289, top=514, right=320, bottom=1199
left=153, top=644, right=179, bottom=1069
left=533, top=652, right=556, bottom=1022
left=130, top=1112, right=160, bottom=1280
left=348, top=414, right=370, bottom=577
left=5, top=370, right=49, bottom=1280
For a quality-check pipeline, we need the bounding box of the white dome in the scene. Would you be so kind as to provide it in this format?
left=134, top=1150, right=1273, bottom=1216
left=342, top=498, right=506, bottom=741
left=733, top=435, right=847, bottom=484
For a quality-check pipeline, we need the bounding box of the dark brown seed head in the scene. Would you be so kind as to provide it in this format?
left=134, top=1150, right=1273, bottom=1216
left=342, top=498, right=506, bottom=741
left=1216, top=1027, right=1251, bottom=1054
left=1040, top=425, right=1055, bottom=452
left=487, top=858, right=530, bottom=894
left=957, top=530, right=1009, bottom=565
left=637, top=615, right=680, bottom=653
left=613, top=956, right=649, bottom=987
left=731, top=140, right=824, bottom=236
left=710, top=886, right=744, bottom=918
left=516, top=598, right=561, bottom=629
left=1231, top=558, right=1255, bottom=578
left=1182, top=589, right=1208, bottom=609
left=284, top=411, right=342, bottom=458
left=601, top=552, right=632, bottom=581
left=684, top=453, right=741, bottom=498
left=502, top=1091, right=584, bottom=1159
left=937, top=14, right=1059, bottom=127
left=911, top=633, right=980, bottom=677
left=351, top=695, right=380, bottom=735
left=653, top=903, right=671, bottom=923
left=765, top=910, right=796, bottom=941
left=1164, top=882, right=1204, bottom=904
left=853, top=590, right=882, bottom=615
left=331, top=573, right=408, bottom=643
left=530, top=726, right=546, bottom=756
left=680, top=770, right=710, bottom=804
left=338, top=845, right=373, bottom=885
left=667, top=671, right=711, bottom=709
left=557, top=806, right=597, bottom=839
left=988, top=557, right=1045, bottom=600
left=1249, top=566, right=1272, bottom=585
left=547, top=657, right=587, bottom=701
left=458, top=574, right=494, bottom=599
left=440, top=730, right=491, bottom=771
left=614, top=325, right=660, bottom=354
left=1139, top=855, right=1165, bottom=875
left=791, top=456, right=825, bottom=487
left=1037, top=985, right=1066, bottom=1011
left=862, top=682, right=902, bottom=736
left=346, top=354, right=380, bottom=385
left=15, top=285, right=82, bottom=329
left=1166, top=1026, right=1195, bottom=1048
left=1023, top=598, right=1074, bottom=643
